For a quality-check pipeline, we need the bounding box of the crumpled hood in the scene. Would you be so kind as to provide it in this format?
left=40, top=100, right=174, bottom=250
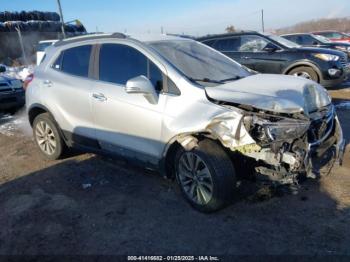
left=205, top=74, right=331, bottom=115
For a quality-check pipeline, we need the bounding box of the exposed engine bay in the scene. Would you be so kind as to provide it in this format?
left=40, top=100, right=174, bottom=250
left=203, top=102, right=345, bottom=184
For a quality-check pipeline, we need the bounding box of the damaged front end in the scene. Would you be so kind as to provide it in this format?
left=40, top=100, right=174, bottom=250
left=205, top=104, right=345, bottom=184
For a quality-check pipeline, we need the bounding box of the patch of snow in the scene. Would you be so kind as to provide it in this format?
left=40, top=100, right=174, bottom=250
left=0, top=65, right=35, bottom=81
left=0, top=109, right=32, bottom=137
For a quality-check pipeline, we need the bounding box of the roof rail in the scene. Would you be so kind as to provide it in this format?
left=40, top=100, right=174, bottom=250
left=54, top=32, right=127, bottom=47
left=196, top=30, right=259, bottom=40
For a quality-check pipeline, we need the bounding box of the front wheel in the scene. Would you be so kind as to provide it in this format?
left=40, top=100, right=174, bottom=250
left=175, top=139, right=236, bottom=212
left=33, top=113, right=66, bottom=160
left=288, top=66, right=319, bottom=83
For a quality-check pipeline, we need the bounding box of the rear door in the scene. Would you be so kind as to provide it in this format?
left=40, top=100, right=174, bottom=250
left=43, top=45, right=96, bottom=141
left=91, top=43, right=167, bottom=162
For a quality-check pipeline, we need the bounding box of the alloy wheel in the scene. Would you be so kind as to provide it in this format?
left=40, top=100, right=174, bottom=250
left=293, top=71, right=312, bottom=79
left=177, top=152, right=214, bottom=205
left=35, top=120, right=57, bottom=155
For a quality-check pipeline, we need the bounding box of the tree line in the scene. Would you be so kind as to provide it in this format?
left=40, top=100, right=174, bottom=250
left=275, top=17, right=350, bottom=34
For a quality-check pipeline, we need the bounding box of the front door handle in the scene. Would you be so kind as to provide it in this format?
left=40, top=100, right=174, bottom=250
left=92, top=93, right=107, bottom=102
left=242, top=56, right=251, bottom=60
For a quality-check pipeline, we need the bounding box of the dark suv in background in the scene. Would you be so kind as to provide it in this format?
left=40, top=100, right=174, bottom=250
left=281, top=33, right=350, bottom=58
left=198, top=31, right=350, bottom=88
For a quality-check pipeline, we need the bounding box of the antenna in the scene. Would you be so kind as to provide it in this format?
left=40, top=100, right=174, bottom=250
left=261, top=9, right=265, bottom=32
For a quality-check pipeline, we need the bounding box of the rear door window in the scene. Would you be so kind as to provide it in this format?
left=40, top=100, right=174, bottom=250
left=57, top=45, right=92, bottom=77
left=213, top=37, right=240, bottom=52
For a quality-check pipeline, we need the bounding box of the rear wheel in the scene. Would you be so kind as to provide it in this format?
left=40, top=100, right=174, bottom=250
left=175, top=139, right=236, bottom=212
left=288, top=66, right=319, bottom=83
left=33, top=113, right=66, bottom=160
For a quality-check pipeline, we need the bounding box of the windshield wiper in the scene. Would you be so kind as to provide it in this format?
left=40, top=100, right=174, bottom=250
left=219, top=76, right=242, bottom=82
left=189, top=76, right=243, bottom=84
left=189, top=78, right=224, bottom=84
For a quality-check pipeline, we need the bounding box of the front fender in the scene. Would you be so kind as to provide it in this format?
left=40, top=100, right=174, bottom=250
left=282, top=60, right=322, bottom=79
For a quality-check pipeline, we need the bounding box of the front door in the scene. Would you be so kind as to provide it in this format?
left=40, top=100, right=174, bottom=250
left=238, top=35, right=283, bottom=74
left=91, top=43, right=166, bottom=162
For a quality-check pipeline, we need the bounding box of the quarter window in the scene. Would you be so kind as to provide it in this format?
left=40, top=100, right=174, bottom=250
left=99, top=44, right=163, bottom=92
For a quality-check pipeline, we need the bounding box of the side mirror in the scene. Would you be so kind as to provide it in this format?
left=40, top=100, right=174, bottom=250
left=125, top=75, right=158, bottom=104
left=312, top=41, right=319, bottom=45
left=0, top=65, right=6, bottom=73
left=263, top=44, right=278, bottom=53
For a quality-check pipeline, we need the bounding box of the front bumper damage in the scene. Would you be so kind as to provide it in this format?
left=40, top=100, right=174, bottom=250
left=205, top=105, right=345, bottom=184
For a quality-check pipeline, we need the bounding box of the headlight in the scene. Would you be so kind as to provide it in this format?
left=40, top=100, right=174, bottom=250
left=312, top=53, right=340, bottom=61
left=10, top=79, right=23, bottom=89
left=245, top=115, right=310, bottom=142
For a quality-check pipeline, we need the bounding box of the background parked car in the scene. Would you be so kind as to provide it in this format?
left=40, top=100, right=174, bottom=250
left=0, top=65, right=25, bottom=111
left=281, top=33, right=350, bottom=58
left=198, top=31, right=350, bottom=88
left=313, top=31, right=350, bottom=44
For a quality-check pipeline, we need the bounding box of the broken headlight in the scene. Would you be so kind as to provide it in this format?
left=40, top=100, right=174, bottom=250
left=245, top=115, right=310, bottom=142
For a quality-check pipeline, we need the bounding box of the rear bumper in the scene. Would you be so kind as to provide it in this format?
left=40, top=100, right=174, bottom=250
left=0, top=90, right=25, bottom=110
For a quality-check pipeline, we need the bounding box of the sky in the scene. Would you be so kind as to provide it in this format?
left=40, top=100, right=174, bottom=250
left=2, top=0, right=350, bottom=36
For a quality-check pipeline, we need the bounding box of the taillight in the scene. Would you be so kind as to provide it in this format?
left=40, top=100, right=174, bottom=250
left=23, top=73, right=34, bottom=91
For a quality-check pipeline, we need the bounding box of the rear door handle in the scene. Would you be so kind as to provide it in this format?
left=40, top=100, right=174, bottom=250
left=43, top=80, right=53, bottom=87
left=92, top=93, right=107, bottom=102
left=242, top=56, right=251, bottom=60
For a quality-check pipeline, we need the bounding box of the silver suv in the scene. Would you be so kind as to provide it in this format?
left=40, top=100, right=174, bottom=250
left=26, top=33, right=345, bottom=212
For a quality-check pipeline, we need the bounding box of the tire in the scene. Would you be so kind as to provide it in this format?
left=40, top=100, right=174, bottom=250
left=33, top=113, right=66, bottom=160
left=288, top=66, right=319, bottom=83
left=175, top=139, right=236, bottom=212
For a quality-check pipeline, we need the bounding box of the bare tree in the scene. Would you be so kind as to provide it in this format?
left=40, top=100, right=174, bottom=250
left=225, top=25, right=236, bottom=33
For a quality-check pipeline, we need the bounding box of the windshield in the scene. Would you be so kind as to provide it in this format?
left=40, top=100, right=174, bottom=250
left=148, top=40, right=251, bottom=84
left=313, top=34, right=332, bottom=44
left=268, top=35, right=301, bottom=48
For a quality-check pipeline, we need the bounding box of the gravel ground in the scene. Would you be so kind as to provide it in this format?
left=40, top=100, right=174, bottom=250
left=0, top=86, right=350, bottom=256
